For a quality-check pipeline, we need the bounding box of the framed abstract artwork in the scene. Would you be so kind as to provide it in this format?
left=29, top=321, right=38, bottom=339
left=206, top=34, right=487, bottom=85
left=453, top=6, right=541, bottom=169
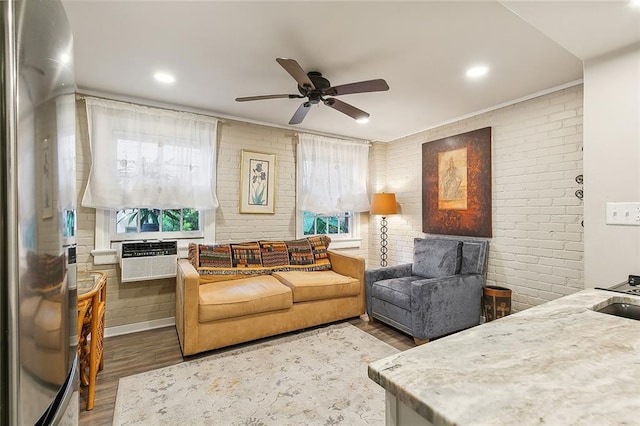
left=239, top=150, right=276, bottom=214
left=422, top=127, right=492, bottom=237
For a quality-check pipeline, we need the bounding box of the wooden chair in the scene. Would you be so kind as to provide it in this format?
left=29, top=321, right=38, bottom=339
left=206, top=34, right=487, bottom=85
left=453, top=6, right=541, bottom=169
left=77, top=271, right=107, bottom=411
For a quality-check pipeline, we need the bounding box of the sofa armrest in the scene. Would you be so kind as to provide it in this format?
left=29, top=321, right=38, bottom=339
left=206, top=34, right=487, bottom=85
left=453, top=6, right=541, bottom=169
left=364, top=264, right=413, bottom=316
left=328, top=250, right=366, bottom=313
left=409, top=273, right=483, bottom=340
left=328, top=250, right=365, bottom=280
left=176, top=259, right=200, bottom=355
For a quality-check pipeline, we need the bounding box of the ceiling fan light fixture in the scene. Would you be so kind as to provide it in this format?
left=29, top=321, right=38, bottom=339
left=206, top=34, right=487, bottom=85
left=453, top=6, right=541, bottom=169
left=465, top=65, right=489, bottom=79
left=154, top=72, right=176, bottom=84
left=238, top=57, right=388, bottom=125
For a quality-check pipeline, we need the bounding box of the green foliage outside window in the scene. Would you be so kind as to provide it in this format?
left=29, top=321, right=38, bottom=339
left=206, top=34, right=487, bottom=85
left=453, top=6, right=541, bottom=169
left=117, top=208, right=200, bottom=234
left=303, top=211, right=350, bottom=236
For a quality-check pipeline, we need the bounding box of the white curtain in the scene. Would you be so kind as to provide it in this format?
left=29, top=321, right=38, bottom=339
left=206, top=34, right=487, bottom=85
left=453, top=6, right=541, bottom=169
left=297, top=133, right=370, bottom=215
left=81, top=97, right=218, bottom=210
left=56, top=94, right=76, bottom=213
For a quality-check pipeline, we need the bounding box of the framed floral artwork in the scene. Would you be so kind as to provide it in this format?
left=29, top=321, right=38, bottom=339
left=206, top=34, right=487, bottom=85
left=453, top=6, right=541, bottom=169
left=239, top=150, right=276, bottom=214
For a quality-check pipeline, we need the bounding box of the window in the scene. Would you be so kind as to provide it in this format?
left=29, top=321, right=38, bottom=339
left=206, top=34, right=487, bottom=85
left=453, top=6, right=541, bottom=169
left=111, top=208, right=203, bottom=241
left=302, top=211, right=350, bottom=237
left=82, top=96, right=218, bottom=264
left=295, top=133, right=369, bottom=249
left=297, top=210, right=360, bottom=249
left=82, top=96, right=218, bottom=211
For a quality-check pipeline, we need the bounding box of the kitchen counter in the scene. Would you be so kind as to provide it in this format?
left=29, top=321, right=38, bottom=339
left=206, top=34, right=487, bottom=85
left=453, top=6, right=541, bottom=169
left=368, top=289, right=640, bottom=425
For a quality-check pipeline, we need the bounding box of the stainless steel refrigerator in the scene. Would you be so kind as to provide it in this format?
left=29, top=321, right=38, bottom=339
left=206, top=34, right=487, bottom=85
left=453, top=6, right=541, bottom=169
left=1, top=0, right=78, bottom=424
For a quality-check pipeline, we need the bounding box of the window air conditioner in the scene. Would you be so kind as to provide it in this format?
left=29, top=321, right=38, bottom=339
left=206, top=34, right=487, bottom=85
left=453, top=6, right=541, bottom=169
left=119, top=241, right=178, bottom=283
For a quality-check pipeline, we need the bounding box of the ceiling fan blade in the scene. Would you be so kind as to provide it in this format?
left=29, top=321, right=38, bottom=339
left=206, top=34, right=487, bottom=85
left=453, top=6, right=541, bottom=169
left=276, top=58, right=315, bottom=89
left=236, top=94, right=302, bottom=102
left=289, top=102, right=312, bottom=125
left=328, top=79, right=389, bottom=96
left=323, top=98, right=370, bottom=121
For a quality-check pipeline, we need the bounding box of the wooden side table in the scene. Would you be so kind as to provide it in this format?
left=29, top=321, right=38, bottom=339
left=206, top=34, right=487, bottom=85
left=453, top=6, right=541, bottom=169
left=77, top=271, right=107, bottom=411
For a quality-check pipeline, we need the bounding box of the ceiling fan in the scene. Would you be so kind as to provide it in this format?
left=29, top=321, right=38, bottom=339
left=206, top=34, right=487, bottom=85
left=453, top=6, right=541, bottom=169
left=235, top=58, right=389, bottom=125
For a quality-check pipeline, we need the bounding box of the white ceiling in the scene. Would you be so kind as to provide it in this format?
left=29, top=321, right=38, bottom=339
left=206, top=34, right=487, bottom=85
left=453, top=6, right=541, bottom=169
left=61, top=1, right=640, bottom=142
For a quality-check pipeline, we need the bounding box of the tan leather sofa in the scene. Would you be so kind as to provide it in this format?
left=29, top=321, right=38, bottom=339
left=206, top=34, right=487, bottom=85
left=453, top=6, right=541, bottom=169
left=176, top=238, right=365, bottom=356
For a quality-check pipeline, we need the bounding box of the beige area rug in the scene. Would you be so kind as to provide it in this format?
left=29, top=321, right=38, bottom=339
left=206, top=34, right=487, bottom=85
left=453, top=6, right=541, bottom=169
left=112, top=323, right=399, bottom=425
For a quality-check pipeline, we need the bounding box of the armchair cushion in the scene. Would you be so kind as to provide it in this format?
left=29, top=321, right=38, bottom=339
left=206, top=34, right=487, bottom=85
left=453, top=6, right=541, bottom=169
left=412, top=238, right=462, bottom=278
left=369, top=276, right=420, bottom=311
left=460, top=241, right=487, bottom=274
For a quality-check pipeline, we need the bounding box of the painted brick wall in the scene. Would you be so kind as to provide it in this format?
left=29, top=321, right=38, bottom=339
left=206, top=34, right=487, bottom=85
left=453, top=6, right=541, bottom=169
left=373, top=85, right=584, bottom=311
left=214, top=119, right=369, bottom=259
left=75, top=101, right=368, bottom=329
left=75, top=99, right=176, bottom=329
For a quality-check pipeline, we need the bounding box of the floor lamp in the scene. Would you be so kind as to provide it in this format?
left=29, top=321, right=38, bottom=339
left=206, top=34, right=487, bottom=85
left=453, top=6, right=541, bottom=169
left=370, top=193, right=398, bottom=267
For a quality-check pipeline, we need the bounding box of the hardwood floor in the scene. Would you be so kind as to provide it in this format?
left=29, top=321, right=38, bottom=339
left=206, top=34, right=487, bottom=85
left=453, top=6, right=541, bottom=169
left=79, top=317, right=415, bottom=425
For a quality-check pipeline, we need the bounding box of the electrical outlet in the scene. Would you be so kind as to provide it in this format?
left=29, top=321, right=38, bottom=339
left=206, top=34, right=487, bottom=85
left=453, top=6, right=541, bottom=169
left=606, top=202, right=640, bottom=225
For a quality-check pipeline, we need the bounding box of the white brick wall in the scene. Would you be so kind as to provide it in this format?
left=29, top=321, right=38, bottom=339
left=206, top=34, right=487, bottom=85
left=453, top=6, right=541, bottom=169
left=75, top=98, right=176, bottom=328
left=215, top=120, right=369, bottom=260
left=75, top=104, right=369, bottom=328
left=75, top=85, right=583, bottom=329
left=372, top=85, right=584, bottom=312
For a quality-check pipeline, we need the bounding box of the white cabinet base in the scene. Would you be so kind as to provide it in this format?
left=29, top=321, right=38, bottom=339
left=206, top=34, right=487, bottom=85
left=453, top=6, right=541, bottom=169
left=385, top=391, right=433, bottom=426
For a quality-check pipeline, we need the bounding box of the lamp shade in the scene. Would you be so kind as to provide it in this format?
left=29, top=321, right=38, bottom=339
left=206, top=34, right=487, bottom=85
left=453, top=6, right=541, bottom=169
left=370, top=193, right=398, bottom=216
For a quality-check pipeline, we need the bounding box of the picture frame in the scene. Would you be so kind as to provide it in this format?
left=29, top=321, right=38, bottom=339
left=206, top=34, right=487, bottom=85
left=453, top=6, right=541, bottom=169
left=422, top=127, right=492, bottom=237
left=239, top=150, right=276, bottom=214
left=41, top=138, right=53, bottom=219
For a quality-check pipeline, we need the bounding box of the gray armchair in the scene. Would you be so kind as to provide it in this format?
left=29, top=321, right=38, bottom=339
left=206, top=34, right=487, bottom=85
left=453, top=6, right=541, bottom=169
left=365, top=236, right=488, bottom=344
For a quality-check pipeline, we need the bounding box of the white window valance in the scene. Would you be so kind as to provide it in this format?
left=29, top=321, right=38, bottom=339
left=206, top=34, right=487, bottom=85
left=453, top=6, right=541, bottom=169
left=297, top=133, right=370, bottom=215
left=81, top=97, right=219, bottom=210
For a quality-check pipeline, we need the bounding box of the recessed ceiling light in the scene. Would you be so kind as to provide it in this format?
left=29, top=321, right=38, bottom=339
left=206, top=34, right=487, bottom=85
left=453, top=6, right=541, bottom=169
left=154, top=72, right=175, bottom=84
left=630, top=0, right=640, bottom=8
left=466, top=65, right=489, bottom=79
left=356, top=117, right=369, bottom=124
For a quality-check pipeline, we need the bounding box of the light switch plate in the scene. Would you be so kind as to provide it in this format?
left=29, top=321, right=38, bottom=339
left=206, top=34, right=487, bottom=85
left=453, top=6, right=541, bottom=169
left=606, top=202, right=640, bottom=225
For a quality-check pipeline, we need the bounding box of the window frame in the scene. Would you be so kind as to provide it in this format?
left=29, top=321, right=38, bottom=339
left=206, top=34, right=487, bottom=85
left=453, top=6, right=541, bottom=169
left=91, top=208, right=215, bottom=264
left=109, top=208, right=205, bottom=242
left=296, top=210, right=361, bottom=249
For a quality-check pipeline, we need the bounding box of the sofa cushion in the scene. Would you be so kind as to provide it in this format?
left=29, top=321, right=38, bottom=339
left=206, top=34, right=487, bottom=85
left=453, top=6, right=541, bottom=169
left=370, top=276, right=424, bottom=311
left=272, top=270, right=359, bottom=302
left=198, top=275, right=292, bottom=322
left=412, top=237, right=462, bottom=278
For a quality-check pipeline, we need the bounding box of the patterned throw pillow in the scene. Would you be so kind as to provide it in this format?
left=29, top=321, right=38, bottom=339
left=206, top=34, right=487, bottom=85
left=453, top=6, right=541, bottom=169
left=286, top=238, right=315, bottom=265
left=188, top=236, right=332, bottom=275
left=307, top=235, right=330, bottom=262
left=191, top=244, right=233, bottom=268
left=189, top=242, right=270, bottom=276
left=230, top=242, right=263, bottom=268
left=259, top=241, right=290, bottom=268
left=279, top=235, right=331, bottom=272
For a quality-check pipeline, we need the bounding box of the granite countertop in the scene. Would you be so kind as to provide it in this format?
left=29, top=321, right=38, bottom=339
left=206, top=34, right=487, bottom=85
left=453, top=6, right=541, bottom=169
left=369, top=289, right=640, bottom=425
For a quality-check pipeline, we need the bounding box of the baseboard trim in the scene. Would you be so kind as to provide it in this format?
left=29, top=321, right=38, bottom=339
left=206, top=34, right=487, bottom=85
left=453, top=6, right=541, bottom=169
left=105, top=317, right=175, bottom=338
